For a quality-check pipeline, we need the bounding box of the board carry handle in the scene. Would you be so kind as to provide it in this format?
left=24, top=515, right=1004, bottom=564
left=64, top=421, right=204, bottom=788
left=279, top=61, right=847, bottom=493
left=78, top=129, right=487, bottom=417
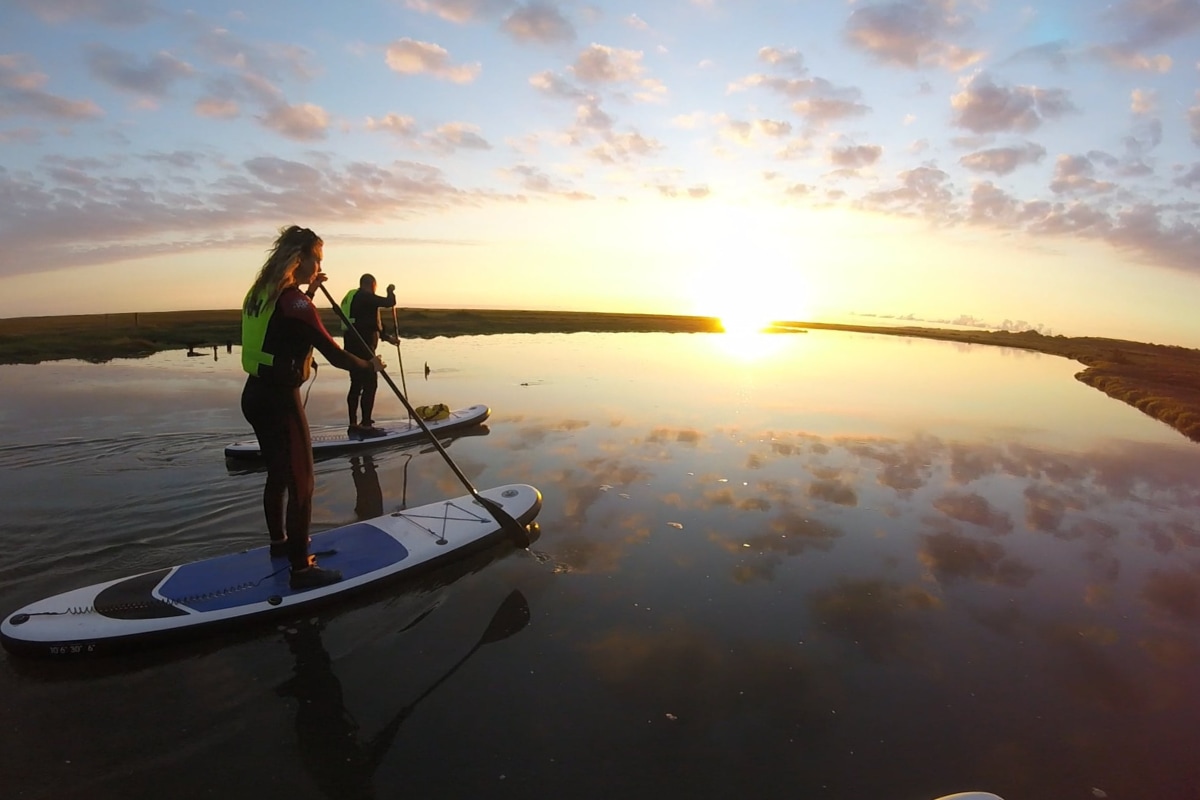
left=319, top=284, right=530, bottom=547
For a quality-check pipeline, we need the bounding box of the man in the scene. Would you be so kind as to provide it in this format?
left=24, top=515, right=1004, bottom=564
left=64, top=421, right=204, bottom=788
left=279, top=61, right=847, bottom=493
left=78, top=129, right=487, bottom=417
left=340, top=273, right=398, bottom=437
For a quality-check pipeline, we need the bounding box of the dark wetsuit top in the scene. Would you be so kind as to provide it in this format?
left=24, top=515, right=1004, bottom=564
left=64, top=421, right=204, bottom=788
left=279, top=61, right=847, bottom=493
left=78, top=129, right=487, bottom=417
left=343, top=289, right=397, bottom=359
left=241, top=287, right=363, bottom=568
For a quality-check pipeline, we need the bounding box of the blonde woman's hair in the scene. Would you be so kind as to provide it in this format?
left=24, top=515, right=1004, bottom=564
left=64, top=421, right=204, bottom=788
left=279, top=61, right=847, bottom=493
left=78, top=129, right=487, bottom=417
left=243, top=225, right=322, bottom=314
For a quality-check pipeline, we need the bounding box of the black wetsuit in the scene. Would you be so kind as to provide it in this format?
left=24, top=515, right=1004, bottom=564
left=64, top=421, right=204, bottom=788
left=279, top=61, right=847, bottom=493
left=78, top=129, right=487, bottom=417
left=344, top=288, right=396, bottom=426
left=241, top=287, right=362, bottom=569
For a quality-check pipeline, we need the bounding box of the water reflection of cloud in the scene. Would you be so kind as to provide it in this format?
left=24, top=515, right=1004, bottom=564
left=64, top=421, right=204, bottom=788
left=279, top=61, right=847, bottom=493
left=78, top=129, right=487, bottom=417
left=932, top=491, right=1013, bottom=534
left=1023, top=484, right=1077, bottom=533
left=1140, top=633, right=1199, bottom=669
left=582, top=625, right=840, bottom=748
left=807, top=478, right=858, bottom=506
left=1141, top=568, right=1200, bottom=623
left=645, top=426, right=704, bottom=446
left=697, top=507, right=846, bottom=584
left=838, top=437, right=933, bottom=494
left=1141, top=519, right=1200, bottom=554
left=808, top=578, right=942, bottom=665
left=918, top=529, right=1037, bottom=587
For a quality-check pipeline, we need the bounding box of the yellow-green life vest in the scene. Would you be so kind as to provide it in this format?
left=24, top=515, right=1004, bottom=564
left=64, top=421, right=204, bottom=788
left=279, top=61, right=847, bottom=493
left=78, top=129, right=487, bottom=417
left=241, top=288, right=276, bottom=376
left=340, top=289, right=358, bottom=333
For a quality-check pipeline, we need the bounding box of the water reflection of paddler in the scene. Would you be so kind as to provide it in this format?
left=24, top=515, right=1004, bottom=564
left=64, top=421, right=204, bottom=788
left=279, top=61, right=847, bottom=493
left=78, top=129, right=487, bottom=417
left=275, top=590, right=531, bottom=800
left=350, top=455, right=384, bottom=520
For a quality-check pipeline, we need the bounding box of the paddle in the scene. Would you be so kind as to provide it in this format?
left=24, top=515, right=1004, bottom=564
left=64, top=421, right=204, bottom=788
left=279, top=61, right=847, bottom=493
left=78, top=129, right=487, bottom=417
left=319, top=284, right=530, bottom=547
left=390, top=305, right=409, bottom=400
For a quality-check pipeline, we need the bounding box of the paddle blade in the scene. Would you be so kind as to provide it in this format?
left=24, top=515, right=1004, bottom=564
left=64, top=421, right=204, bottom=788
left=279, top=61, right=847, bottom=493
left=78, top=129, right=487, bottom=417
left=477, top=494, right=531, bottom=548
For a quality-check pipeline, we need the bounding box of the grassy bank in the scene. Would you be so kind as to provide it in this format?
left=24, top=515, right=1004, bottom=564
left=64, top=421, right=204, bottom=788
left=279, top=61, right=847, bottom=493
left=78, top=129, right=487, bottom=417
left=0, top=308, right=722, bottom=364
left=3, top=309, right=1199, bottom=444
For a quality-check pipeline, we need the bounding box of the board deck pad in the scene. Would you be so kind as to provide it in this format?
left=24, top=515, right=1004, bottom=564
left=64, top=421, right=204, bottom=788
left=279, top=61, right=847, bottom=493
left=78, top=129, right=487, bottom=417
left=224, top=404, right=490, bottom=459
left=2, top=483, right=541, bottom=658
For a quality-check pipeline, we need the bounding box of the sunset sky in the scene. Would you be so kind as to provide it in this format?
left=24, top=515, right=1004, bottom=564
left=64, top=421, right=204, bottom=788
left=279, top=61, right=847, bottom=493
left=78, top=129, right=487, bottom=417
left=2, top=0, right=1199, bottom=344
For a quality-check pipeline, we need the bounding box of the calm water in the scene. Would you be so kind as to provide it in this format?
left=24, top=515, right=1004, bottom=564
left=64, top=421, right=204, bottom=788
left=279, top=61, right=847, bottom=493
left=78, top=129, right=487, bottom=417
left=2, top=331, right=1198, bottom=800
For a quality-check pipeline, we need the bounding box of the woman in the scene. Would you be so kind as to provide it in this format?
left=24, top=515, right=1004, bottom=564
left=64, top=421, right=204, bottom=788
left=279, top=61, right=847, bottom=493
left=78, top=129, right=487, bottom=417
left=241, top=225, right=383, bottom=590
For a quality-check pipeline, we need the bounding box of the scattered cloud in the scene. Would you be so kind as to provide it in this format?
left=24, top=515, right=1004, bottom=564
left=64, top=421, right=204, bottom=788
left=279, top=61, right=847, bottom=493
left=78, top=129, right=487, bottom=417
left=844, top=0, right=985, bottom=71
left=951, top=74, right=1076, bottom=134
left=85, top=45, right=194, bottom=99
left=11, top=0, right=158, bottom=26
left=503, top=3, right=575, bottom=44
left=0, top=54, right=103, bottom=120
left=959, top=142, right=1047, bottom=175
left=405, top=0, right=513, bottom=24
left=385, top=38, right=482, bottom=83
left=570, top=44, right=645, bottom=84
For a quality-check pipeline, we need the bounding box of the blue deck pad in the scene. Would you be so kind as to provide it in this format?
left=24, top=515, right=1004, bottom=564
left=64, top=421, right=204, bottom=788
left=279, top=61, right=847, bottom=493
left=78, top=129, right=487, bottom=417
left=159, top=523, right=409, bottom=613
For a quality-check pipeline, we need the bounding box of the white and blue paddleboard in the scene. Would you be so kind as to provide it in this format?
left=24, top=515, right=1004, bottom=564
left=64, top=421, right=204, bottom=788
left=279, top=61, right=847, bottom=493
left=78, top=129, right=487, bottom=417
left=223, top=404, right=491, bottom=460
left=1, top=483, right=541, bottom=658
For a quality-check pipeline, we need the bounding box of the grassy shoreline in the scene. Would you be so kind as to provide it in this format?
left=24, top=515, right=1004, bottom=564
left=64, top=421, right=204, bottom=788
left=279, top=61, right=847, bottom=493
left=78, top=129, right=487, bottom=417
left=4, top=308, right=1199, bottom=444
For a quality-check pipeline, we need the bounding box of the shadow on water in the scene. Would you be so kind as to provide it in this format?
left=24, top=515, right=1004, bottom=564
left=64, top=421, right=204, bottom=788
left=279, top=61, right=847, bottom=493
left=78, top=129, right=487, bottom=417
left=6, top=521, right=541, bottom=683
left=223, top=424, right=491, bottom=476
left=277, top=589, right=531, bottom=800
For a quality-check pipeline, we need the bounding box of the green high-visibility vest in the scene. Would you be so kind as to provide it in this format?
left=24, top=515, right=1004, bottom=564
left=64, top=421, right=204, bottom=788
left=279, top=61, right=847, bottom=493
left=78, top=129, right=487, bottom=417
left=340, top=289, right=358, bottom=333
left=241, top=288, right=276, bottom=376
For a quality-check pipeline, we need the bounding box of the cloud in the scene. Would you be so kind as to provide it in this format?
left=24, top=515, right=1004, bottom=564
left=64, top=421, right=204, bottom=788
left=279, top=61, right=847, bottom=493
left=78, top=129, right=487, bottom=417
left=859, top=166, right=955, bottom=219
left=405, top=0, right=513, bottom=24
left=427, top=122, right=491, bottom=152
left=715, top=115, right=793, bottom=145
left=574, top=97, right=613, bottom=132
left=1190, top=92, right=1200, bottom=144
left=503, top=163, right=592, bottom=199
left=959, top=142, right=1046, bottom=175
left=0, top=154, right=497, bottom=277
left=844, top=0, right=984, bottom=71
left=829, top=143, right=882, bottom=169
left=1102, top=0, right=1200, bottom=50
left=1176, top=163, right=1200, bottom=189
left=85, top=45, right=194, bottom=98
left=365, top=113, right=417, bottom=138
left=502, top=3, right=575, bottom=44
left=1049, top=154, right=1117, bottom=195
left=188, top=20, right=319, bottom=83
left=1131, top=88, right=1158, bottom=114
left=194, top=96, right=237, bottom=118
left=951, top=74, right=1075, bottom=134
left=244, top=156, right=323, bottom=188
left=758, top=46, right=805, bottom=74
left=570, top=44, right=645, bottom=84
left=1090, top=46, right=1172, bottom=73
left=257, top=102, right=328, bottom=141
left=12, top=0, right=158, bottom=25
left=791, top=96, right=871, bottom=126
left=588, top=130, right=664, bottom=164
left=0, top=54, right=104, bottom=120
left=0, top=126, right=43, bottom=144
left=1001, top=41, right=1071, bottom=71
left=624, top=14, right=649, bottom=32
left=529, top=69, right=585, bottom=99
left=384, top=39, right=481, bottom=83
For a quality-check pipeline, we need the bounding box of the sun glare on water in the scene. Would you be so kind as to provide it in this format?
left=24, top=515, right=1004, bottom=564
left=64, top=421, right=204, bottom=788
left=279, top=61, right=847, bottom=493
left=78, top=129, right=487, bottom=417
left=718, top=310, right=776, bottom=335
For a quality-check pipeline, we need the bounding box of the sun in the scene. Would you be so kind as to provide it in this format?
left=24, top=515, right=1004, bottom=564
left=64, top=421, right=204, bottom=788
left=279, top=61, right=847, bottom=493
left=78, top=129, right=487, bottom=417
left=717, top=308, right=776, bottom=335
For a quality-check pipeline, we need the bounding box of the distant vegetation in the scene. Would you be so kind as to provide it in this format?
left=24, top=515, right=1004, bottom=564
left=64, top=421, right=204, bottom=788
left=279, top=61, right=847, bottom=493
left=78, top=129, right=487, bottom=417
left=3, top=308, right=1200, bottom=443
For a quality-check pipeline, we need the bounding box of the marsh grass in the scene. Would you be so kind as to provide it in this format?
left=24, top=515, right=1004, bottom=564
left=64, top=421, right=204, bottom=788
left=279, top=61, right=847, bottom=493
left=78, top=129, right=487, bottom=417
left=4, top=310, right=1200, bottom=443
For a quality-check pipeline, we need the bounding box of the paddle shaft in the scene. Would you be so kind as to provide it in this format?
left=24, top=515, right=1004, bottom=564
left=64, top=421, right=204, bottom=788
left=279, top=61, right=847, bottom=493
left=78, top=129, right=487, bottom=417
left=390, top=305, right=409, bottom=399
left=318, top=284, right=527, bottom=543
